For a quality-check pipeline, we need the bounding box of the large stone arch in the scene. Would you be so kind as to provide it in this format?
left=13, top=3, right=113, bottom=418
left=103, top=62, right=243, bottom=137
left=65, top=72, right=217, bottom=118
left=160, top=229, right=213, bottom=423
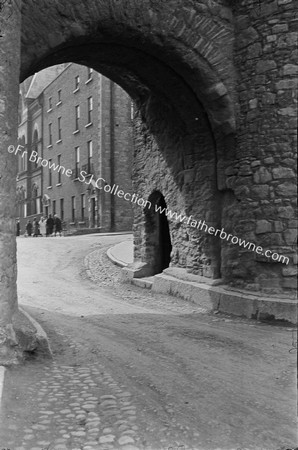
left=20, top=0, right=235, bottom=136
left=18, top=0, right=236, bottom=280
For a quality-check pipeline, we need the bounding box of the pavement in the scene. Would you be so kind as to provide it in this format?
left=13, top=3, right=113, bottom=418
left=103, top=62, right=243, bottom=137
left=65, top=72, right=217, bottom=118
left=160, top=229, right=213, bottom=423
left=107, top=240, right=133, bottom=267
left=107, top=241, right=297, bottom=325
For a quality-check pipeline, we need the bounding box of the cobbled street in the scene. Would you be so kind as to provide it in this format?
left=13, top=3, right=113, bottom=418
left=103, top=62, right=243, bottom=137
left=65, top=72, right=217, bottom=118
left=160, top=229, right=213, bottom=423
left=0, top=234, right=296, bottom=450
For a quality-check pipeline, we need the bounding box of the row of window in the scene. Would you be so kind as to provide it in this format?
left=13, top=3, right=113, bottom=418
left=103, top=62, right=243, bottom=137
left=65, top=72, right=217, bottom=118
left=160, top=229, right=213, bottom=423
left=47, top=141, right=93, bottom=187
left=17, top=193, right=87, bottom=223
left=49, top=195, right=87, bottom=222
left=74, top=67, right=93, bottom=90
left=17, top=139, right=94, bottom=181
left=47, top=67, right=93, bottom=111
left=47, top=97, right=93, bottom=145
left=17, top=190, right=97, bottom=226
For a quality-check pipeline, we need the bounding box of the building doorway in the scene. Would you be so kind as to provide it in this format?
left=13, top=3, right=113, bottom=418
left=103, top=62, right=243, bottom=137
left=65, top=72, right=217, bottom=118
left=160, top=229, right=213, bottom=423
left=90, top=197, right=96, bottom=228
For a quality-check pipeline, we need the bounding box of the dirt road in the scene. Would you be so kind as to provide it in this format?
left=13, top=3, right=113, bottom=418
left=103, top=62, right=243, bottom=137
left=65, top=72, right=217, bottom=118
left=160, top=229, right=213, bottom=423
left=0, top=234, right=296, bottom=450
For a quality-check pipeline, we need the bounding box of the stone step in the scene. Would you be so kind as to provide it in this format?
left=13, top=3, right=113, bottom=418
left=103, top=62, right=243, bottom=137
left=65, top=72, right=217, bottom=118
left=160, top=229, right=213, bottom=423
left=131, top=277, right=153, bottom=289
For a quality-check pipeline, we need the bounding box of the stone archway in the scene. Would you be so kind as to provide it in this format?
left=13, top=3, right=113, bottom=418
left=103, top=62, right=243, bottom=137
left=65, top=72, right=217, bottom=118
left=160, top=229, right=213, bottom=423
left=144, top=191, right=172, bottom=276
left=16, top=0, right=236, bottom=282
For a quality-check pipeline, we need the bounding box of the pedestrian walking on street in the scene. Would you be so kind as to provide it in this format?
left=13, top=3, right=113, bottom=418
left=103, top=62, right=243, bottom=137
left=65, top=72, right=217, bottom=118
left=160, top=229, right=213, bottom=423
left=54, top=214, right=62, bottom=237
left=39, top=216, right=47, bottom=236
left=32, top=217, right=40, bottom=237
left=46, top=214, right=54, bottom=237
left=25, top=220, right=32, bottom=237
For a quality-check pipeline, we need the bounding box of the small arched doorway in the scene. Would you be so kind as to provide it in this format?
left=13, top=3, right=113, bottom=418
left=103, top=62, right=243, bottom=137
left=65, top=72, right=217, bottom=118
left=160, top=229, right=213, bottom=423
left=144, top=191, right=172, bottom=275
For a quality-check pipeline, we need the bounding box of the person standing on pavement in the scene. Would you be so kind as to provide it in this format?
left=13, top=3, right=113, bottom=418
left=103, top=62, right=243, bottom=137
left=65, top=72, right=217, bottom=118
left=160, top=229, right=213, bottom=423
left=32, top=217, right=39, bottom=237
left=25, top=220, right=32, bottom=237
left=54, top=214, right=62, bottom=237
left=39, top=216, right=47, bottom=236
left=46, top=214, right=54, bottom=237
left=16, top=219, right=20, bottom=237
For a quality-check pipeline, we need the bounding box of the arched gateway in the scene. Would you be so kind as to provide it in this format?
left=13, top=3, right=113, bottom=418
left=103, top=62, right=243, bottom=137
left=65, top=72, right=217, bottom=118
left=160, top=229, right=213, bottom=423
left=0, top=0, right=297, bottom=363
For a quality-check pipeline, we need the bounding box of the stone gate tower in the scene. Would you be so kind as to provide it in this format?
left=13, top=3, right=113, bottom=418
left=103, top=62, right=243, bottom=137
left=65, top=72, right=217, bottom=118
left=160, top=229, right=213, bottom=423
left=0, top=0, right=297, bottom=364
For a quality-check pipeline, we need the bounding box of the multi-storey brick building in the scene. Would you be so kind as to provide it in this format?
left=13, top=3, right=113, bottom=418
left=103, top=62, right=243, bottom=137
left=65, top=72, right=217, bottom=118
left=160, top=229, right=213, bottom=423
left=17, top=64, right=68, bottom=231
left=17, top=63, right=133, bottom=233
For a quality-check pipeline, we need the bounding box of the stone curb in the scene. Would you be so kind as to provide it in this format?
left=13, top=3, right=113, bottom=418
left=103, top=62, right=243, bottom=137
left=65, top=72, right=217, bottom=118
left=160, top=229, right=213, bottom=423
left=131, top=277, right=153, bottom=289
left=107, top=242, right=297, bottom=324
left=72, top=231, right=132, bottom=238
left=152, top=273, right=297, bottom=324
left=18, top=307, right=52, bottom=357
left=106, top=240, right=133, bottom=268
left=106, top=247, right=129, bottom=268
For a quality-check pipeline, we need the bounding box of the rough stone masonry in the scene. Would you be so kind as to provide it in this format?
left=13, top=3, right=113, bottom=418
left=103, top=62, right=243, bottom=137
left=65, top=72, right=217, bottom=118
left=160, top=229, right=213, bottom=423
left=0, top=0, right=297, bottom=363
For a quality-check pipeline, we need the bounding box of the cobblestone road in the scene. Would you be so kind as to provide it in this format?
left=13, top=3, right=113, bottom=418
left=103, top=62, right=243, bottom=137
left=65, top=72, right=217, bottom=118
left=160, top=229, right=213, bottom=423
left=1, top=361, right=142, bottom=450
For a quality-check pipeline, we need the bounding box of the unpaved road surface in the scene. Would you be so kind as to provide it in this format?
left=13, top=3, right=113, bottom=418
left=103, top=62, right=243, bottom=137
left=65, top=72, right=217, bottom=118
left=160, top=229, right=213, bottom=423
left=0, top=234, right=296, bottom=450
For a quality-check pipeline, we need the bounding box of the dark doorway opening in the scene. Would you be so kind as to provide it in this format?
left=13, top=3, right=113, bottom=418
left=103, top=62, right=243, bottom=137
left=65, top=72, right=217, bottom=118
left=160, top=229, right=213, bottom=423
left=145, top=191, right=172, bottom=275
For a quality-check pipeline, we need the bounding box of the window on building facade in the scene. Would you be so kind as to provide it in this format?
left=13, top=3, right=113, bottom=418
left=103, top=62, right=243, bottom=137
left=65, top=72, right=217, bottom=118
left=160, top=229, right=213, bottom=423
left=18, top=137, right=27, bottom=172
left=71, top=196, right=76, bottom=222
left=48, top=97, right=52, bottom=110
left=87, top=67, right=93, bottom=81
left=75, top=146, right=80, bottom=178
left=58, top=117, right=62, bottom=141
left=23, top=153, right=27, bottom=171
left=60, top=198, right=64, bottom=221
left=18, top=150, right=25, bottom=173
left=21, top=155, right=27, bottom=172
left=74, top=75, right=80, bottom=91
left=81, top=194, right=85, bottom=221
left=48, top=123, right=52, bottom=146
left=48, top=159, right=52, bottom=186
left=52, top=200, right=56, bottom=216
left=87, top=97, right=93, bottom=124
left=87, top=140, right=93, bottom=174
left=57, top=155, right=62, bottom=184
left=75, top=105, right=80, bottom=131
left=57, top=89, right=61, bottom=104
left=33, top=130, right=39, bottom=168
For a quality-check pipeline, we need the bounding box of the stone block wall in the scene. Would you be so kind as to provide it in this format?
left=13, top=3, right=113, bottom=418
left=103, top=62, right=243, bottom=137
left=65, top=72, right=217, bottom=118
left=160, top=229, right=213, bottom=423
left=131, top=99, right=223, bottom=280
left=221, top=0, right=298, bottom=293
left=130, top=0, right=297, bottom=295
